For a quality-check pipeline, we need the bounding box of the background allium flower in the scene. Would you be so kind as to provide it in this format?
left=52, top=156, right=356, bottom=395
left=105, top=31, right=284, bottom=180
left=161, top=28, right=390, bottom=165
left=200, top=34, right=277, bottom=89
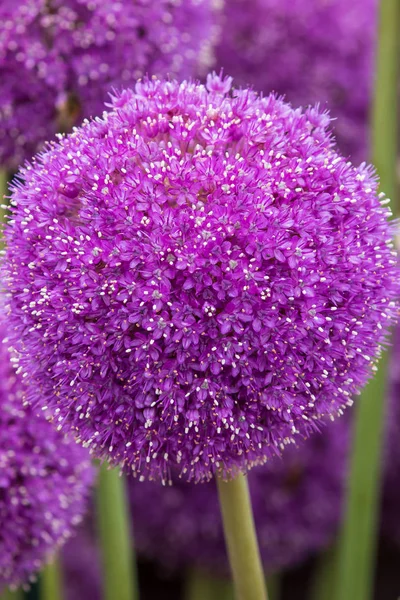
left=63, top=522, right=102, bottom=600
left=0, top=323, right=94, bottom=589
left=130, top=420, right=350, bottom=574
left=215, top=0, right=377, bottom=162
left=4, top=74, right=399, bottom=483
left=0, top=0, right=218, bottom=169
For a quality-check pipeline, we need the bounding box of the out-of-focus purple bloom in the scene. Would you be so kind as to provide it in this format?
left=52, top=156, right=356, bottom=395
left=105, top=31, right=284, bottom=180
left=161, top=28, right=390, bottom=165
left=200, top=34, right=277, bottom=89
left=3, top=74, right=399, bottom=483
left=215, top=0, right=377, bottom=162
left=130, top=420, right=349, bottom=573
left=0, top=322, right=94, bottom=590
left=63, top=521, right=102, bottom=600
left=0, top=0, right=218, bottom=168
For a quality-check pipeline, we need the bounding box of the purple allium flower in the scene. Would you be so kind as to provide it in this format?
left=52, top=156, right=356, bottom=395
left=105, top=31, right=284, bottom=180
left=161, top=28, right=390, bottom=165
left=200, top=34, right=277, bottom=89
left=0, top=322, right=94, bottom=589
left=215, top=0, right=377, bottom=162
left=0, top=0, right=218, bottom=169
left=3, top=74, right=399, bottom=483
left=130, top=420, right=349, bottom=573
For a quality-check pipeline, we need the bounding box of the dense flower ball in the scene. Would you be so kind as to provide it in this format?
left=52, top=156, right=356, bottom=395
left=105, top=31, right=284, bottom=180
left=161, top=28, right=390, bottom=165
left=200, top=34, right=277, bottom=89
left=0, top=0, right=218, bottom=168
left=131, top=420, right=349, bottom=573
left=3, top=74, right=399, bottom=483
left=0, top=325, right=94, bottom=589
left=215, top=0, right=377, bottom=162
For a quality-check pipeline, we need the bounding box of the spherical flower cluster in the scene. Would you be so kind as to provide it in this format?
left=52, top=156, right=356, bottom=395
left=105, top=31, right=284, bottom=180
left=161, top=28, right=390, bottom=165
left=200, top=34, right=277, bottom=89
left=0, top=0, right=218, bottom=168
left=0, top=324, right=94, bottom=589
left=130, top=419, right=349, bottom=573
left=215, top=0, right=377, bottom=161
left=3, top=74, right=399, bottom=483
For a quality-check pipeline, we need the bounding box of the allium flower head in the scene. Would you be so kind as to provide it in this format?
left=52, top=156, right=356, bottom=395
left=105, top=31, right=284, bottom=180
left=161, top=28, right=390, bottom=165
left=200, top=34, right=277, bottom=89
left=3, top=74, right=399, bottom=483
left=0, top=323, right=94, bottom=589
left=131, top=420, right=349, bottom=572
left=215, top=0, right=377, bottom=161
left=0, top=0, right=218, bottom=168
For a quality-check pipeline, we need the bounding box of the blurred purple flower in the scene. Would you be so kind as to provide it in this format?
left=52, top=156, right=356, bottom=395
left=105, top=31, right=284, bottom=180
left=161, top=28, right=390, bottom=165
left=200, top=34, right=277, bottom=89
left=0, top=0, right=218, bottom=168
left=215, top=0, right=377, bottom=162
left=0, top=321, right=94, bottom=590
left=63, top=521, right=102, bottom=600
left=3, top=74, right=399, bottom=483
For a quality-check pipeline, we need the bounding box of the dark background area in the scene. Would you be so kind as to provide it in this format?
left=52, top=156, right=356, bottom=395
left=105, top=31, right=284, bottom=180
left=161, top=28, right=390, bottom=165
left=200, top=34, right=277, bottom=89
left=27, top=540, right=398, bottom=600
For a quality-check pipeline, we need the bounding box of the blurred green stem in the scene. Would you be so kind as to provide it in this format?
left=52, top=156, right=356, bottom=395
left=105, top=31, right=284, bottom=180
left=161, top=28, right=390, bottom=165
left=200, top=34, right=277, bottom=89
left=266, top=573, right=281, bottom=600
left=40, top=558, right=63, bottom=600
left=216, top=473, right=268, bottom=600
left=0, top=170, right=6, bottom=195
left=185, top=569, right=234, bottom=600
left=334, top=0, right=400, bottom=598
left=0, top=170, right=8, bottom=230
left=186, top=570, right=279, bottom=600
left=0, top=589, right=23, bottom=600
left=186, top=569, right=280, bottom=600
left=371, top=0, right=400, bottom=206
left=97, top=463, right=137, bottom=600
left=309, top=546, right=336, bottom=600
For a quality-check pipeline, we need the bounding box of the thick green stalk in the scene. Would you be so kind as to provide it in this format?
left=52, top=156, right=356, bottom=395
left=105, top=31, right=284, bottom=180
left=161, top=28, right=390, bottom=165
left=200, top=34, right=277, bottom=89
left=185, top=569, right=234, bottom=600
left=0, top=589, right=23, bottom=600
left=216, top=473, right=268, bottom=600
left=266, top=574, right=280, bottom=600
left=185, top=570, right=279, bottom=600
left=96, top=463, right=137, bottom=600
left=335, top=2, right=400, bottom=597
left=185, top=569, right=213, bottom=600
left=0, top=170, right=7, bottom=195
left=335, top=361, right=388, bottom=600
left=40, top=558, right=63, bottom=600
left=371, top=0, right=400, bottom=206
left=309, top=547, right=336, bottom=600
left=211, top=578, right=236, bottom=600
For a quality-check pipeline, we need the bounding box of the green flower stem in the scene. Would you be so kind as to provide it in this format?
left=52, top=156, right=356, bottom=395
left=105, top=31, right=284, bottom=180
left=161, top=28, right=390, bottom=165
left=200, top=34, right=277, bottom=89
left=0, top=169, right=8, bottom=232
left=96, top=463, right=137, bottom=600
left=335, top=358, right=388, bottom=600
left=40, top=558, right=63, bottom=600
left=334, top=0, right=399, bottom=598
left=185, top=569, right=279, bottom=600
left=216, top=473, right=268, bottom=600
left=266, top=574, right=280, bottom=600
left=309, top=547, right=336, bottom=600
left=0, top=170, right=6, bottom=194
left=211, top=578, right=236, bottom=600
left=185, top=569, right=234, bottom=600
left=371, top=0, right=400, bottom=207
left=0, top=589, right=24, bottom=600
left=185, top=569, right=213, bottom=600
